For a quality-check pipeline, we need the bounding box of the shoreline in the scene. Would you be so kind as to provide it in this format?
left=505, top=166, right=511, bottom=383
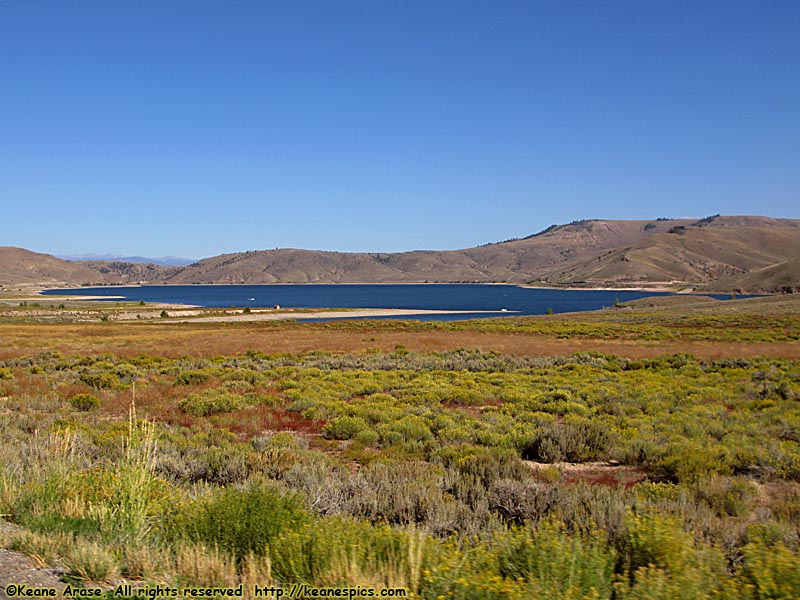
left=151, top=308, right=515, bottom=324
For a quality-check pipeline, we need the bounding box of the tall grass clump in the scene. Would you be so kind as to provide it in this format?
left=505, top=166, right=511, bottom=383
left=11, top=403, right=167, bottom=550
left=63, top=538, right=119, bottom=582
left=89, top=403, right=163, bottom=547
left=496, top=517, right=615, bottom=599
left=178, top=480, right=310, bottom=563
left=614, top=510, right=729, bottom=599
left=11, top=429, right=86, bottom=530
left=737, top=533, right=800, bottom=599
left=270, top=517, right=424, bottom=590
left=172, top=542, right=239, bottom=587
left=8, top=529, right=73, bottom=567
left=0, top=468, right=15, bottom=518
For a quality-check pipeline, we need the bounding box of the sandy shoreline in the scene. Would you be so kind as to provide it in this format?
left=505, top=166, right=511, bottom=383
left=132, top=308, right=515, bottom=323
left=519, top=283, right=696, bottom=293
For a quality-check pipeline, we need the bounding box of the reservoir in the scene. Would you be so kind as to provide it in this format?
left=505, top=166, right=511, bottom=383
left=41, top=284, right=732, bottom=322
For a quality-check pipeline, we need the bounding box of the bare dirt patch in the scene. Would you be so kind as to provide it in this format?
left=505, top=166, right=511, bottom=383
left=527, top=461, right=649, bottom=488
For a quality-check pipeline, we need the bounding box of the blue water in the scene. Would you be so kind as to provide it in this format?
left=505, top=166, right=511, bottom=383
left=41, top=284, right=735, bottom=322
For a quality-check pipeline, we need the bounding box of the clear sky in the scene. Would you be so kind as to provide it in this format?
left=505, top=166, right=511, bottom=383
left=1, top=1, right=798, bottom=258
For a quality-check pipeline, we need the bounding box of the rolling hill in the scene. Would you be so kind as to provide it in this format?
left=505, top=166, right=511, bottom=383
left=157, top=218, right=696, bottom=285
left=2, top=216, right=799, bottom=292
left=0, top=247, right=174, bottom=288
left=538, top=216, right=800, bottom=288
left=701, top=257, right=800, bottom=294
left=0, top=247, right=114, bottom=287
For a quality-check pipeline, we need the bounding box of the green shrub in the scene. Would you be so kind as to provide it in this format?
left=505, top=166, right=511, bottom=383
left=353, top=428, right=380, bottom=446
left=620, top=510, right=695, bottom=573
left=551, top=482, right=629, bottom=541
left=114, top=363, right=141, bottom=384
left=696, top=476, right=757, bottom=518
left=201, top=445, right=251, bottom=485
left=497, top=518, right=615, bottom=599
left=21, top=513, right=99, bottom=538
left=434, top=445, right=529, bottom=487
left=523, top=420, right=611, bottom=463
left=177, top=370, right=211, bottom=385
left=253, top=432, right=308, bottom=451
left=13, top=472, right=71, bottom=529
left=770, top=482, right=800, bottom=526
left=652, top=441, right=729, bottom=483
left=79, top=372, right=118, bottom=390
left=738, top=536, right=800, bottom=599
left=69, top=393, right=101, bottom=412
left=271, top=516, right=416, bottom=589
left=378, top=415, right=432, bottom=444
left=182, top=482, right=310, bottom=562
left=322, top=416, right=369, bottom=440
left=178, top=389, right=249, bottom=416
left=617, top=509, right=728, bottom=598
left=488, top=479, right=554, bottom=524
left=344, top=461, right=466, bottom=533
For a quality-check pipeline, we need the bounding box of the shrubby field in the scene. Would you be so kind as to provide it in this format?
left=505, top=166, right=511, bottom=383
left=0, top=295, right=798, bottom=598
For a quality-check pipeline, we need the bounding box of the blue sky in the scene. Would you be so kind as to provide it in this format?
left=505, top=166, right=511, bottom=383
left=1, top=1, right=798, bottom=258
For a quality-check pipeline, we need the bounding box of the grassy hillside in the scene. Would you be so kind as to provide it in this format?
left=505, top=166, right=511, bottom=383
left=157, top=218, right=693, bottom=284
left=0, top=247, right=174, bottom=287
left=703, top=258, right=800, bottom=294
left=0, top=246, right=112, bottom=286
left=3, top=216, right=799, bottom=291
left=537, top=216, right=800, bottom=289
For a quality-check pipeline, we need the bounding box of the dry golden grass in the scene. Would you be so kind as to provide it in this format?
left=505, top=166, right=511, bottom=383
left=0, top=320, right=798, bottom=360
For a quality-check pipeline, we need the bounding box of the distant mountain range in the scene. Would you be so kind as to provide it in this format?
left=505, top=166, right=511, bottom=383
left=57, top=253, right=194, bottom=266
left=2, top=215, right=799, bottom=293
